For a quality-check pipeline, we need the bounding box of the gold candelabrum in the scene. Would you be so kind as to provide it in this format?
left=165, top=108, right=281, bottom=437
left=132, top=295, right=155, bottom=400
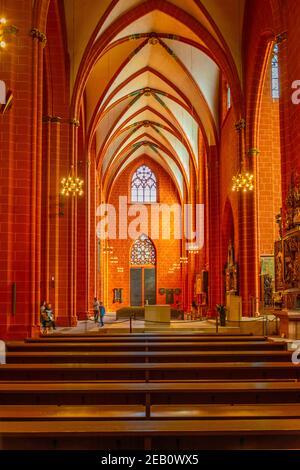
left=188, top=246, right=200, bottom=255
left=61, top=166, right=84, bottom=197
left=231, top=119, right=254, bottom=193
left=232, top=172, right=254, bottom=192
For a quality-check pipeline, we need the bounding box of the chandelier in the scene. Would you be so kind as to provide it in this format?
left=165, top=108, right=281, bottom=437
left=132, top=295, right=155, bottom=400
left=232, top=172, right=254, bottom=192
left=61, top=167, right=84, bottom=197
left=0, top=18, right=18, bottom=50
left=231, top=118, right=255, bottom=193
left=188, top=246, right=200, bottom=255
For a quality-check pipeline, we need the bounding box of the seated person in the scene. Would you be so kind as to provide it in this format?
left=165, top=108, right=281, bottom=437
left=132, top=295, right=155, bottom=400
left=40, top=309, right=49, bottom=332
left=45, top=303, right=56, bottom=330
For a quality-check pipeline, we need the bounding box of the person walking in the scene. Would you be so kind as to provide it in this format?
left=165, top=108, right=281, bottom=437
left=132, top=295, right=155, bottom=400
left=99, top=301, right=106, bottom=327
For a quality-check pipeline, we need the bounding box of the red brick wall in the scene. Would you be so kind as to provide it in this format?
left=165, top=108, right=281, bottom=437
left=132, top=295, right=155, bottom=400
left=0, top=0, right=36, bottom=338
left=0, top=0, right=72, bottom=338
left=105, top=157, right=183, bottom=312
left=241, top=0, right=282, bottom=312
left=257, top=57, right=282, bottom=256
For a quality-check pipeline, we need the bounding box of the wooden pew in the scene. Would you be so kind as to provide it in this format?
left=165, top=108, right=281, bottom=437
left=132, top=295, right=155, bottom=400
left=2, top=402, right=300, bottom=420
left=2, top=418, right=300, bottom=449
left=26, top=334, right=268, bottom=343
left=0, top=362, right=298, bottom=381
left=7, top=340, right=287, bottom=352
left=1, top=381, right=300, bottom=407
left=5, top=350, right=293, bottom=364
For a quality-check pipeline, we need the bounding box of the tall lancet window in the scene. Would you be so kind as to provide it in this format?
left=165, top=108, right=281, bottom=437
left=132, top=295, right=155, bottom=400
left=131, top=165, right=157, bottom=203
left=271, top=43, right=280, bottom=99
left=227, top=85, right=231, bottom=110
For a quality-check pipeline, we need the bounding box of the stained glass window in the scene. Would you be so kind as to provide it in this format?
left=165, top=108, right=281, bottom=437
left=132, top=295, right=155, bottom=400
left=131, top=165, right=157, bottom=203
left=130, top=234, right=156, bottom=265
left=271, top=43, right=280, bottom=99
left=227, top=85, right=231, bottom=110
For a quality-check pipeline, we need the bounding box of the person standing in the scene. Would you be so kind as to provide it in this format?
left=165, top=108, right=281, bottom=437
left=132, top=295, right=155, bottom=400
left=93, top=297, right=100, bottom=323
left=191, top=300, right=198, bottom=320
left=99, top=301, right=106, bottom=327
left=40, top=300, right=48, bottom=333
left=40, top=301, right=46, bottom=322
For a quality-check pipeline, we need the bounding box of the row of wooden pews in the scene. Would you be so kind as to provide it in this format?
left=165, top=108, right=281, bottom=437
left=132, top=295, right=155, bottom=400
left=1, top=332, right=300, bottom=450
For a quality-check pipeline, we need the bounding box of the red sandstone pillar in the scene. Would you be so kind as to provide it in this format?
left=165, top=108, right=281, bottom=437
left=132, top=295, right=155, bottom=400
left=207, top=145, right=222, bottom=310
left=0, top=1, right=41, bottom=339
left=88, top=142, right=98, bottom=311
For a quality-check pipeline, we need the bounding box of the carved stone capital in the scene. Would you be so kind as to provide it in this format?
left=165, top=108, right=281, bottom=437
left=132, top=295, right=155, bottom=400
left=30, top=28, right=47, bottom=45
left=70, top=118, right=80, bottom=127
left=51, top=116, right=62, bottom=123
left=235, top=119, right=246, bottom=131
left=276, top=32, right=288, bottom=43
left=42, top=115, right=62, bottom=123
left=248, top=148, right=260, bottom=156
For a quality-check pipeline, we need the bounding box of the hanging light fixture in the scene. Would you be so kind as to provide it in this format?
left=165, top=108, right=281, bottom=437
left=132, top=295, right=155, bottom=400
left=61, top=166, right=84, bottom=197
left=103, top=246, right=113, bottom=255
left=232, top=172, right=254, bottom=192
left=188, top=247, right=200, bottom=255
left=60, top=0, right=84, bottom=199
left=231, top=119, right=254, bottom=193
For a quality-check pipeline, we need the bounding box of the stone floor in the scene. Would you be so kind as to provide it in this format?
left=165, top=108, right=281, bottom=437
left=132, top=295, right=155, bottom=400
left=54, top=313, right=221, bottom=335
left=51, top=313, right=278, bottom=336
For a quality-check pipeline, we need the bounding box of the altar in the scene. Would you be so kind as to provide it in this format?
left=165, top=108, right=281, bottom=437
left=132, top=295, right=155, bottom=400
left=226, top=293, right=242, bottom=321
left=274, top=309, right=300, bottom=339
left=144, top=304, right=171, bottom=329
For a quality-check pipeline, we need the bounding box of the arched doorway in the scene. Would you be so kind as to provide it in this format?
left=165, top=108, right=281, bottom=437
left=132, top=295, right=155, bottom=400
left=130, top=234, right=156, bottom=306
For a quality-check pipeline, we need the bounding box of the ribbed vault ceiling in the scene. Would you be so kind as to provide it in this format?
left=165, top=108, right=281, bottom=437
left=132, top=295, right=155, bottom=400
left=63, top=0, right=245, bottom=199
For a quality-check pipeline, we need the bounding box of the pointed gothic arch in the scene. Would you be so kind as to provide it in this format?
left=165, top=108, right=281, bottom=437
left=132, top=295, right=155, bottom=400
left=130, top=234, right=156, bottom=306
